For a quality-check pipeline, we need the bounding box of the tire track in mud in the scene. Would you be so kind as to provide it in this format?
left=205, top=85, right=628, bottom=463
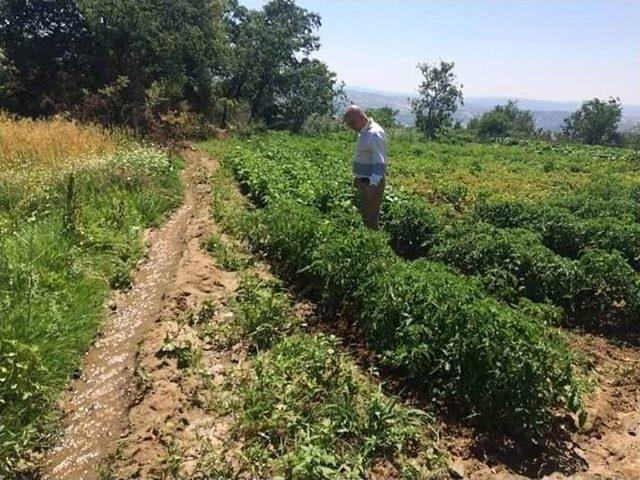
left=107, top=148, right=246, bottom=479
left=42, top=148, right=212, bottom=480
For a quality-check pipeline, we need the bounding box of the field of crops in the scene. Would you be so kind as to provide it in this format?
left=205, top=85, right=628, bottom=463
left=220, top=132, right=640, bottom=328
left=0, top=115, right=182, bottom=472
left=199, top=132, right=640, bottom=442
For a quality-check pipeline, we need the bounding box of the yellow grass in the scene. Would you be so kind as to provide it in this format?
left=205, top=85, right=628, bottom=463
left=0, top=112, right=118, bottom=199
left=0, top=112, right=116, bottom=173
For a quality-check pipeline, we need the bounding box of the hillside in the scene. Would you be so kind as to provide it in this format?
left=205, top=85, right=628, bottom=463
left=345, top=86, right=640, bottom=131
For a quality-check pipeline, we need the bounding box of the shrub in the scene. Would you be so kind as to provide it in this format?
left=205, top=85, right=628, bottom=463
left=383, top=192, right=442, bottom=258
left=238, top=333, right=443, bottom=477
left=232, top=276, right=297, bottom=350
left=577, top=249, right=640, bottom=325
left=431, top=222, right=582, bottom=310
left=360, top=259, right=580, bottom=436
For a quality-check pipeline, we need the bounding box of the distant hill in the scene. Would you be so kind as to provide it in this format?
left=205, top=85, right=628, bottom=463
left=344, top=86, right=640, bottom=132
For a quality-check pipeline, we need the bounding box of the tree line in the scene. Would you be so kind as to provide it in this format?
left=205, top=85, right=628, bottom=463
left=0, top=0, right=343, bottom=139
left=1, top=1, right=636, bottom=147
left=402, top=61, right=638, bottom=148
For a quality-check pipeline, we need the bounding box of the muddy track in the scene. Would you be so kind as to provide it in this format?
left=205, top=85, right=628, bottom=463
left=41, top=148, right=219, bottom=480
left=107, top=149, right=246, bottom=479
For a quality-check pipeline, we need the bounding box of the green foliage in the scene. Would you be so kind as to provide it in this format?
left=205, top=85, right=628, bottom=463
left=219, top=0, right=339, bottom=131
left=237, top=333, right=443, bottom=478
left=410, top=61, right=464, bottom=139
left=360, top=259, right=579, bottom=436
left=365, top=107, right=399, bottom=130
left=0, top=0, right=225, bottom=134
left=0, top=0, right=93, bottom=115
left=577, top=249, right=640, bottom=324
left=204, top=233, right=252, bottom=271
left=0, top=0, right=341, bottom=135
left=232, top=275, right=298, bottom=351
left=222, top=139, right=584, bottom=437
left=0, top=148, right=182, bottom=474
left=382, top=191, right=442, bottom=258
left=468, top=100, right=536, bottom=140
left=245, top=202, right=582, bottom=437
left=562, top=97, right=623, bottom=146
left=274, top=58, right=342, bottom=132
left=623, top=123, right=640, bottom=150
left=225, top=133, right=640, bottom=326
left=300, top=114, right=343, bottom=136
left=473, top=198, right=640, bottom=272
left=431, top=221, right=581, bottom=310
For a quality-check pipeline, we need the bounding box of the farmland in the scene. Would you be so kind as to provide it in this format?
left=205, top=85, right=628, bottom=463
left=218, top=132, right=640, bottom=329
left=195, top=131, right=639, bottom=475
left=2, top=121, right=639, bottom=478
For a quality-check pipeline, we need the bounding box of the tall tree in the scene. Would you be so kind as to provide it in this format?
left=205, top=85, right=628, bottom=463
left=0, top=0, right=95, bottom=115
left=274, top=58, right=340, bottom=132
left=562, top=97, right=622, bottom=146
left=410, top=61, right=463, bottom=139
left=77, top=0, right=225, bottom=126
left=219, top=0, right=335, bottom=129
left=365, top=107, right=399, bottom=130
left=469, top=100, right=536, bottom=139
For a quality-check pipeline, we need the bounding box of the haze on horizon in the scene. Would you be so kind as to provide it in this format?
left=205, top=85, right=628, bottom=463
left=240, top=0, right=640, bottom=105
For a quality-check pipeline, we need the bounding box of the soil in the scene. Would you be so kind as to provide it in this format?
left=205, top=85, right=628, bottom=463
left=105, top=148, right=248, bottom=479
left=40, top=148, right=238, bottom=479
left=39, top=146, right=640, bottom=480
left=444, top=331, right=640, bottom=479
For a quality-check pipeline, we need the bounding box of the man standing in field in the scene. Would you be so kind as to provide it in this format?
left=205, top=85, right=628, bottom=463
left=343, top=105, right=387, bottom=230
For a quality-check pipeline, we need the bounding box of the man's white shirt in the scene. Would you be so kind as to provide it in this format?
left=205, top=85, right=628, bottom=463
left=352, top=118, right=387, bottom=186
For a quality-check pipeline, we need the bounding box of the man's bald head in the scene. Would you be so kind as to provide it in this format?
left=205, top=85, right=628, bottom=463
left=343, top=105, right=369, bottom=132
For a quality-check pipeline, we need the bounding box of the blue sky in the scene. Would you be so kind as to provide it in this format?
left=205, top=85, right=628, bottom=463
left=240, top=0, right=640, bottom=104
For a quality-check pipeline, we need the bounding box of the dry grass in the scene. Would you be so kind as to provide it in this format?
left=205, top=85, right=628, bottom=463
left=0, top=112, right=116, bottom=175
left=0, top=112, right=119, bottom=202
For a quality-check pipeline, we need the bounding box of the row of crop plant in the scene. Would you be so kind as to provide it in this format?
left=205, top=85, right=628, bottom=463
left=225, top=136, right=640, bottom=328
left=211, top=142, right=586, bottom=440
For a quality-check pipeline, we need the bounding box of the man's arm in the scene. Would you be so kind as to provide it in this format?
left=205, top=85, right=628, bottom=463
left=368, top=134, right=387, bottom=186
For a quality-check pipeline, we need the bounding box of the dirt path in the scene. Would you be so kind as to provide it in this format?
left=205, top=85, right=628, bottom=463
left=41, top=148, right=218, bottom=480
left=107, top=149, right=246, bottom=479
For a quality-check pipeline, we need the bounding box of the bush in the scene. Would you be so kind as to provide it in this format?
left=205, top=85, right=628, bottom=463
left=232, top=276, right=297, bottom=351
left=577, top=249, right=640, bottom=325
left=431, top=222, right=582, bottom=310
left=382, top=192, right=442, bottom=258
left=300, top=114, right=343, bottom=136
left=238, top=333, right=442, bottom=477
left=360, top=259, right=579, bottom=436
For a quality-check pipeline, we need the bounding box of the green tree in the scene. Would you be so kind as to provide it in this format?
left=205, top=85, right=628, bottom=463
left=1, top=0, right=340, bottom=135
left=365, top=107, right=399, bottom=130
left=469, top=100, right=536, bottom=139
left=410, top=61, right=463, bottom=139
left=0, top=0, right=95, bottom=115
left=623, top=123, right=640, bottom=150
left=219, top=0, right=335, bottom=130
left=562, top=97, right=622, bottom=146
left=274, top=58, right=341, bottom=132
left=0, top=0, right=226, bottom=130
left=0, top=48, right=17, bottom=108
left=77, top=0, right=225, bottom=127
